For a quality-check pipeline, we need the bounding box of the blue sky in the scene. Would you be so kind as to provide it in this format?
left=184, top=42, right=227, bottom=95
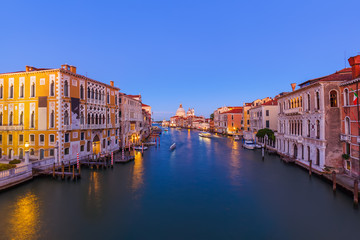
left=1, top=0, right=360, bottom=120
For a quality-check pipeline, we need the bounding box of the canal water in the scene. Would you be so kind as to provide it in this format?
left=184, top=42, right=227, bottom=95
left=0, top=128, right=360, bottom=240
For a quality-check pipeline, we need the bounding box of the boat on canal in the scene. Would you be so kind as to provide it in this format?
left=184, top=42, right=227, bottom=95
left=134, top=146, right=148, bottom=151
left=170, top=143, right=176, bottom=150
left=234, top=135, right=240, bottom=141
left=243, top=140, right=256, bottom=150
left=143, top=142, right=156, bottom=146
left=199, top=132, right=212, bottom=138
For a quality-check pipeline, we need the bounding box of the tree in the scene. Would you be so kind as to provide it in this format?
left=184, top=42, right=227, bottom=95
left=210, top=113, right=214, bottom=120
left=256, top=128, right=275, bottom=143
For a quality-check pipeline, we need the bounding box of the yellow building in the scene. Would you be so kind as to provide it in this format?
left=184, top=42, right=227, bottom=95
left=0, top=65, right=121, bottom=162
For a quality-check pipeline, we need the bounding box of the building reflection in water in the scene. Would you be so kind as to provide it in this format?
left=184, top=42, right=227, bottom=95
left=229, top=140, right=242, bottom=186
left=88, top=171, right=103, bottom=213
left=131, top=151, right=144, bottom=193
left=8, top=192, right=41, bottom=240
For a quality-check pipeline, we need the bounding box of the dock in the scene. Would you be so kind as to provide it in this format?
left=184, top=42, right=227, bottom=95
left=114, top=155, right=135, bottom=163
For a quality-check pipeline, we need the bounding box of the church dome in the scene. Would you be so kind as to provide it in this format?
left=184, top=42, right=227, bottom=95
left=176, top=104, right=186, bottom=117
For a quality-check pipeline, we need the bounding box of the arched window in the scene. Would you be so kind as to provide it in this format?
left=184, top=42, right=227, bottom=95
left=50, top=110, right=55, bottom=128
left=103, top=115, right=105, bottom=124
left=30, top=111, right=35, bottom=128
left=95, top=114, right=98, bottom=124
left=19, top=112, right=23, bottom=125
left=300, top=96, right=303, bottom=107
left=80, top=85, right=84, bottom=99
left=87, top=113, right=91, bottom=124
left=0, top=112, right=2, bottom=125
left=307, top=120, right=311, bottom=137
left=31, top=83, right=35, bottom=97
left=95, top=90, right=98, bottom=100
left=307, top=146, right=311, bottom=161
left=345, top=117, right=351, bottom=135
left=20, top=84, right=24, bottom=98
left=9, top=112, right=13, bottom=125
left=80, top=112, right=84, bottom=125
left=50, top=81, right=55, bottom=96
left=316, top=120, right=320, bottom=139
left=107, top=93, right=110, bottom=104
left=344, top=89, right=349, bottom=106
left=91, top=89, right=94, bottom=99
left=99, top=91, right=102, bottom=101
left=9, top=84, right=14, bottom=98
left=88, top=87, right=91, bottom=99
left=87, top=141, right=91, bottom=151
left=91, top=114, right=94, bottom=124
left=0, top=84, right=3, bottom=98
left=316, top=149, right=320, bottom=165
left=316, top=91, right=320, bottom=110
left=300, top=120, right=303, bottom=136
left=330, top=90, right=337, bottom=107
left=64, top=111, right=69, bottom=125
left=107, top=114, right=110, bottom=124
left=64, top=81, right=69, bottom=97
left=19, top=148, right=23, bottom=160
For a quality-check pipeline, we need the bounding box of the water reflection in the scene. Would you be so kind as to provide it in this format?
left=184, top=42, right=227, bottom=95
left=7, top=192, right=41, bottom=240
left=88, top=171, right=102, bottom=212
left=131, top=151, right=144, bottom=193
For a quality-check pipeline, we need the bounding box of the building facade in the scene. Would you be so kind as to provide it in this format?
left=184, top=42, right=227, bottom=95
left=339, top=55, right=360, bottom=177
left=0, top=65, right=121, bottom=162
left=276, top=68, right=352, bottom=172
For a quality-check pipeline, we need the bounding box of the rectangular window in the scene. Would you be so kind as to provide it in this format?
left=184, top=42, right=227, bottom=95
left=39, top=134, right=45, bottom=144
left=0, top=134, right=2, bottom=144
left=50, top=149, right=54, bottom=156
left=266, top=120, right=270, bottom=128
left=80, top=145, right=84, bottom=152
left=81, top=132, right=85, bottom=140
left=108, top=140, right=110, bottom=146
left=64, top=148, right=69, bottom=155
left=50, top=134, right=55, bottom=144
left=266, top=110, right=269, bottom=116
left=65, top=133, right=69, bottom=143
left=19, top=134, right=24, bottom=145
left=131, top=123, right=135, bottom=130
left=8, top=134, right=13, bottom=145
left=107, top=130, right=110, bottom=136
left=30, top=134, right=35, bottom=145
left=346, top=143, right=350, bottom=155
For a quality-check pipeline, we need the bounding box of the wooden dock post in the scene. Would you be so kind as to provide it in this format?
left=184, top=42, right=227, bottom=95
left=262, top=147, right=264, bottom=161
left=309, top=160, right=312, bottom=176
left=68, top=161, right=71, bottom=172
left=72, top=165, right=75, bottom=180
left=61, top=162, right=65, bottom=179
left=332, top=171, right=336, bottom=192
left=354, top=179, right=359, bottom=205
left=53, top=163, right=55, bottom=178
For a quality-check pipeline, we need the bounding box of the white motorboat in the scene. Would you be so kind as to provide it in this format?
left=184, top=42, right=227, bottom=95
left=199, top=132, right=212, bottom=138
left=170, top=143, right=176, bottom=150
left=255, top=143, right=262, bottom=149
left=243, top=140, right=256, bottom=150
left=143, top=142, right=156, bottom=146
left=234, top=135, right=240, bottom=141
left=134, top=146, right=148, bottom=151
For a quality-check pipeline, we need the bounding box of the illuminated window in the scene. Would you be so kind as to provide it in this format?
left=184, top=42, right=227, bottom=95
left=330, top=90, right=337, bottom=107
left=19, top=111, right=23, bottom=125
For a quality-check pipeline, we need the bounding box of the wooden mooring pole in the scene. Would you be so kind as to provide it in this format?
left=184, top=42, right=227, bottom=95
left=72, top=165, right=75, bottom=180
left=354, top=179, right=359, bottom=206
left=332, top=171, right=336, bottom=192
left=53, top=163, right=55, bottom=178
left=309, top=160, right=312, bottom=176
left=61, top=162, right=65, bottom=179
left=262, top=147, right=264, bottom=161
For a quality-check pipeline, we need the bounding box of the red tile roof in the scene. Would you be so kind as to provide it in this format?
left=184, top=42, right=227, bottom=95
left=221, top=108, right=243, bottom=114
left=299, top=68, right=352, bottom=87
left=142, top=103, right=150, bottom=107
left=262, top=99, right=278, bottom=106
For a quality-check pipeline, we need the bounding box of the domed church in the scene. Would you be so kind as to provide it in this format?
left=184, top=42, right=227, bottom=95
left=175, top=104, right=186, bottom=117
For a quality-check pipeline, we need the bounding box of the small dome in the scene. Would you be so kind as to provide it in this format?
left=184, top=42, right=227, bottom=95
left=176, top=104, right=186, bottom=117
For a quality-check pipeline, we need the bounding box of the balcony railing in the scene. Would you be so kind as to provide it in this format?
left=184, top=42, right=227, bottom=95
left=284, top=107, right=303, bottom=115
left=340, top=134, right=351, bottom=142
left=0, top=124, right=24, bottom=131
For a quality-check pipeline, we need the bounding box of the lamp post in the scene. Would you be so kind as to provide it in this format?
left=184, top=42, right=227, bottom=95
left=24, top=141, right=30, bottom=164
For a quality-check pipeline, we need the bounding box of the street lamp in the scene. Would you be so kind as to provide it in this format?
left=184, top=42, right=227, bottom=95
left=24, top=141, right=30, bottom=164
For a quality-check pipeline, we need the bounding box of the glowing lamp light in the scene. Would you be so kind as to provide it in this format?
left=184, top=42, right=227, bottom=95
left=25, top=142, right=29, bottom=148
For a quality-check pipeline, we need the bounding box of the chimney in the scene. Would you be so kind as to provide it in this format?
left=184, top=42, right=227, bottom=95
left=110, top=81, right=114, bottom=87
left=348, top=55, right=360, bottom=79
left=291, top=83, right=297, bottom=91
left=70, top=66, right=77, bottom=74
left=61, top=64, right=70, bottom=71
left=26, top=66, right=32, bottom=72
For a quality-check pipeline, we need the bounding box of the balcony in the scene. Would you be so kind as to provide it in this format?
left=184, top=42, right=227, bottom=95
left=284, top=107, right=303, bottom=115
left=340, top=134, right=351, bottom=142
left=0, top=124, right=24, bottom=131
left=63, top=125, right=72, bottom=131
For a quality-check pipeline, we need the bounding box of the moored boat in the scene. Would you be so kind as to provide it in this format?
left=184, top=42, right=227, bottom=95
left=234, top=135, right=240, bottom=141
left=143, top=142, right=156, bottom=146
left=134, top=146, right=148, bottom=151
left=243, top=140, right=256, bottom=150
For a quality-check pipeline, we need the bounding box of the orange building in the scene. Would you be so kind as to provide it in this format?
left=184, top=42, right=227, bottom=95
left=220, top=108, right=243, bottom=135
left=0, top=65, right=120, bottom=162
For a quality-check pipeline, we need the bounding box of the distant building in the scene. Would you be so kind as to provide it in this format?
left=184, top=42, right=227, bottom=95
left=170, top=104, right=205, bottom=128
